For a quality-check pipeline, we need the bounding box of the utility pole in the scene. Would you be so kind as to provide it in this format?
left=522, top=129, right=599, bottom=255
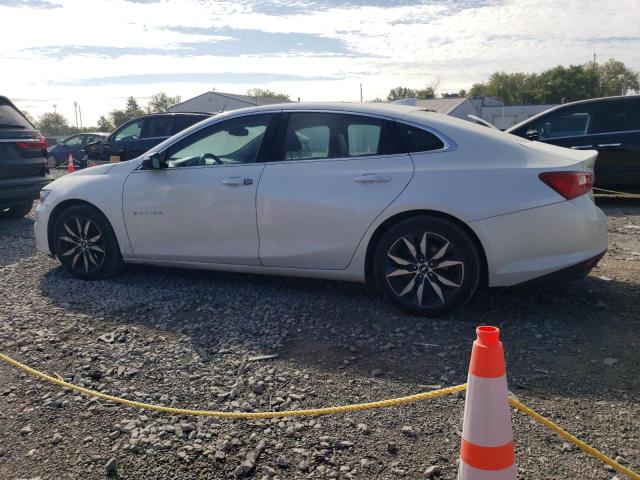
left=593, top=52, right=597, bottom=69
left=78, top=105, right=83, bottom=130
left=53, top=104, right=57, bottom=114
left=73, top=101, right=78, bottom=129
left=360, top=83, right=363, bottom=102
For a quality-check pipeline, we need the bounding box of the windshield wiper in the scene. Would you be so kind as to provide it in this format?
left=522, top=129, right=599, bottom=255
left=0, top=123, right=27, bottom=129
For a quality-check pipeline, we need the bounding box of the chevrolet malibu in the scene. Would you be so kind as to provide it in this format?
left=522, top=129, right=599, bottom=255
left=35, top=103, right=607, bottom=316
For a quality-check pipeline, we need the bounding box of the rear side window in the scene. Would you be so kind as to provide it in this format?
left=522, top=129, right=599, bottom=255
left=0, top=101, right=32, bottom=129
left=143, top=116, right=172, bottom=138
left=281, top=112, right=405, bottom=161
left=171, top=115, right=207, bottom=135
left=591, top=100, right=640, bottom=134
left=396, top=122, right=445, bottom=152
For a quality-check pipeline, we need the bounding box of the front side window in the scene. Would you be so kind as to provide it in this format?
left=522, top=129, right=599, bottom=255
left=530, top=106, right=594, bottom=139
left=63, top=135, right=84, bottom=147
left=172, top=115, right=207, bottom=135
left=164, top=114, right=271, bottom=168
left=281, top=112, right=404, bottom=161
left=114, top=119, right=143, bottom=142
left=591, top=100, right=640, bottom=134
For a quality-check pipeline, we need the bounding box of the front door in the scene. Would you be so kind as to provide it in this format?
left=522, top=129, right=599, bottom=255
left=122, top=113, right=274, bottom=265
left=257, top=112, right=414, bottom=269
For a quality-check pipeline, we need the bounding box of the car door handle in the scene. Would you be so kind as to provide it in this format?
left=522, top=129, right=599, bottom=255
left=597, top=143, right=622, bottom=148
left=221, top=177, right=253, bottom=186
left=570, top=145, right=593, bottom=149
left=353, top=174, right=392, bottom=183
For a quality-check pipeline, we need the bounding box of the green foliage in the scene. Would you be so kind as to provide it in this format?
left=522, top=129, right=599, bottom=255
left=246, top=88, right=290, bottom=101
left=470, top=59, right=639, bottom=105
left=96, top=115, right=113, bottom=132
left=36, top=112, right=70, bottom=135
left=145, top=92, right=181, bottom=114
left=387, top=86, right=437, bottom=101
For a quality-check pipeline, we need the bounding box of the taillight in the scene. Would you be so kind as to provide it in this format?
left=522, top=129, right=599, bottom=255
left=16, top=135, right=47, bottom=151
left=539, top=171, right=593, bottom=200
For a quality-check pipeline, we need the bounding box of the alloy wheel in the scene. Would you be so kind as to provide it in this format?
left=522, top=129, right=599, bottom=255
left=385, top=231, right=464, bottom=308
left=57, top=216, right=106, bottom=274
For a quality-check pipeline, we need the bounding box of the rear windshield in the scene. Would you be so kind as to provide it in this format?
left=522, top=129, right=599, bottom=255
left=0, top=100, right=33, bottom=129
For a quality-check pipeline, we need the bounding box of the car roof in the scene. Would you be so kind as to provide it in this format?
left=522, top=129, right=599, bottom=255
left=507, top=94, right=640, bottom=132
left=135, top=111, right=212, bottom=119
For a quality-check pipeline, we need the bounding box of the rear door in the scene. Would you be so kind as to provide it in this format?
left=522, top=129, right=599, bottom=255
left=521, top=103, right=598, bottom=151
left=133, top=115, right=173, bottom=159
left=171, top=114, right=209, bottom=135
left=589, top=98, right=640, bottom=186
left=256, top=111, right=413, bottom=269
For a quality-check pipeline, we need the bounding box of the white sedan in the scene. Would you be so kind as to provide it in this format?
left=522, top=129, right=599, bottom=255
left=35, top=103, right=607, bottom=316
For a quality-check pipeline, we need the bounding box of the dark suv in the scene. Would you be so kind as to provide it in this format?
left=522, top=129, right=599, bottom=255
left=507, top=95, right=640, bottom=187
left=0, top=96, right=51, bottom=219
left=85, top=112, right=212, bottom=163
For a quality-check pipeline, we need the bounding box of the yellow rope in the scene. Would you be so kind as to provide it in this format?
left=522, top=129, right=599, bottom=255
left=2, top=352, right=638, bottom=479
left=509, top=397, right=640, bottom=480
left=0, top=352, right=465, bottom=418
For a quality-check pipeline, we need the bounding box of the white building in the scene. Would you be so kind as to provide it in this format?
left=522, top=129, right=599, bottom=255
left=168, top=91, right=284, bottom=114
left=393, top=96, right=557, bottom=129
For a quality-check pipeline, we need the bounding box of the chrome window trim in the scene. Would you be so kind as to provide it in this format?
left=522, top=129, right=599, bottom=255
left=535, top=128, right=640, bottom=141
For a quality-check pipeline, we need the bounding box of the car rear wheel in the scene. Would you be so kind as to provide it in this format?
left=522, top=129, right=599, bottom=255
left=373, top=216, right=481, bottom=317
left=48, top=155, right=58, bottom=168
left=0, top=201, right=33, bottom=219
left=52, top=204, right=123, bottom=279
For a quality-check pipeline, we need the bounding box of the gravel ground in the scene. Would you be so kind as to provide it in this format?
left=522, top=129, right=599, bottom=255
left=0, top=196, right=638, bottom=480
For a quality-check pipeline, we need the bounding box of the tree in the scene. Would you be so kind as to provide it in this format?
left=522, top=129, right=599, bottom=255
left=598, top=58, right=640, bottom=96
left=145, top=92, right=181, bottom=114
left=124, top=96, right=144, bottom=119
left=96, top=115, right=113, bottom=132
left=246, top=88, right=290, bottom=101
left=36, top=112, right=70, bottom=136
left=387, top=86, right=418, bottom=101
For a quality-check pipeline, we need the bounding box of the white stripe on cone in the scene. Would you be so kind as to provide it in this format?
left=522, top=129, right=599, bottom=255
left=462, top=373, right=513, bottom=447
left=458, top=463, right=517, bottom=480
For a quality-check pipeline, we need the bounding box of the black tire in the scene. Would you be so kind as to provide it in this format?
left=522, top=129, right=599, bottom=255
left=373, top=216, right=481, bottom=317
left=48, top=155, right=58, bottom=168
left=52, top=204, right=123, bottom=279
left=0, top=201, right=33, bottom=219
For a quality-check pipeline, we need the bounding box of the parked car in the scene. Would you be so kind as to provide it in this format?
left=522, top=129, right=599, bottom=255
left=507, top=95, right=640, bottom=187
left=47, top=132, right=108, bottom=168
left=35, top=103, right=607, bottom=316
left=85, top=112, right=212, bottom=163
left=0, top=95, right=52, bottom=219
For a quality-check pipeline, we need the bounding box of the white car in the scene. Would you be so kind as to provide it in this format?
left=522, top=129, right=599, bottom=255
left=35, top=103, right=607, bottom=316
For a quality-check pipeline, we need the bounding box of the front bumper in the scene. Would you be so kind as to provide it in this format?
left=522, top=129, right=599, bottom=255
left=0, top=175, right=52, bottom=208
left=469, top=195, right=608, bottom=287
left=34, top=198, right=53, bottom=255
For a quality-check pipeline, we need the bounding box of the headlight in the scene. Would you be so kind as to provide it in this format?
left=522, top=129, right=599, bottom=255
left=40, top=189, right=52, bottom=202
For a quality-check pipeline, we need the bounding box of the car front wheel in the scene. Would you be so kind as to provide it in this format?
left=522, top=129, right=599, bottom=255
left=52, top=204, right=123, bottom=279
left=374, top=216, right=481, bottom=316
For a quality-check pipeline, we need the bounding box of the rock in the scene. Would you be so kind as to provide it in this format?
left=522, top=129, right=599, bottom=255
left=276, top=455, right=290, bottom=468
left=371, top=369, right=383, bottom=378
left=401, top=426, right=417, bottom=438
left=52, top=433, right=62, bottom=445
left=234, top=460, right=255, bottom=477
left=561, top=442, right=572, bottom=452
left=298, top=460, right=310, bottom=472
left=387, top=442, right=398, bottom=455
left=615, top=455, right=627, bottom=465
left=424, top=465, right=442, bottom=478
left=105, top=457, right=117, bottom=475
left=604, top=358, right=619, bottom=366
left=98, top=332, right=115, bottom=343
left=356, top=423, right=370, bottom=435
left=20, top=425, right=33, bottom=435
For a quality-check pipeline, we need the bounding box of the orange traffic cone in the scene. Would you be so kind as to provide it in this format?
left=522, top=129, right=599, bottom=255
left=458, top=326, right=516, bottom=479
left=67, top=153, right=75, bottom=173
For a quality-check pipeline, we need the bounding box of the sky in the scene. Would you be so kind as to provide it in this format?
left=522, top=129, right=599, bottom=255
left=1, top=0, right=639, bottom=126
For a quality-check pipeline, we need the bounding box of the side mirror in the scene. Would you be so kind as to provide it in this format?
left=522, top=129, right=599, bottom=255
left=142, top=152, right=165, bottom=170
left=525, top=129, right=539, bottom=141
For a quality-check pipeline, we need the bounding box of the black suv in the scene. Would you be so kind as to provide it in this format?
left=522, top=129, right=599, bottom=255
left=508, top=95, right=640, bottom=187
left=85, top=112, right=212, bottom=163
left=0, top=96, right=51, bottom=219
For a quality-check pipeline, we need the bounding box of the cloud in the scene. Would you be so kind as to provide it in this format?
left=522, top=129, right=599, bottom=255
left=0, top=0, right=60, bottom=7
left=50, top=72, right=340, bottom=86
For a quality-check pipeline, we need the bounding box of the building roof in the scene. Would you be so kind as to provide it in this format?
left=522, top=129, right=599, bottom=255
left=393, top=97, right=469, bottom=114
left=169, top=91, right=284, bottom=112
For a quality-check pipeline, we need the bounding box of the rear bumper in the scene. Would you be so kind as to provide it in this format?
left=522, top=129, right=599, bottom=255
left=469, top=195, right=608, bottom=287
left=0, top=175, right=52, bottom=208
left=521, top=251, right=605, bottom=285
